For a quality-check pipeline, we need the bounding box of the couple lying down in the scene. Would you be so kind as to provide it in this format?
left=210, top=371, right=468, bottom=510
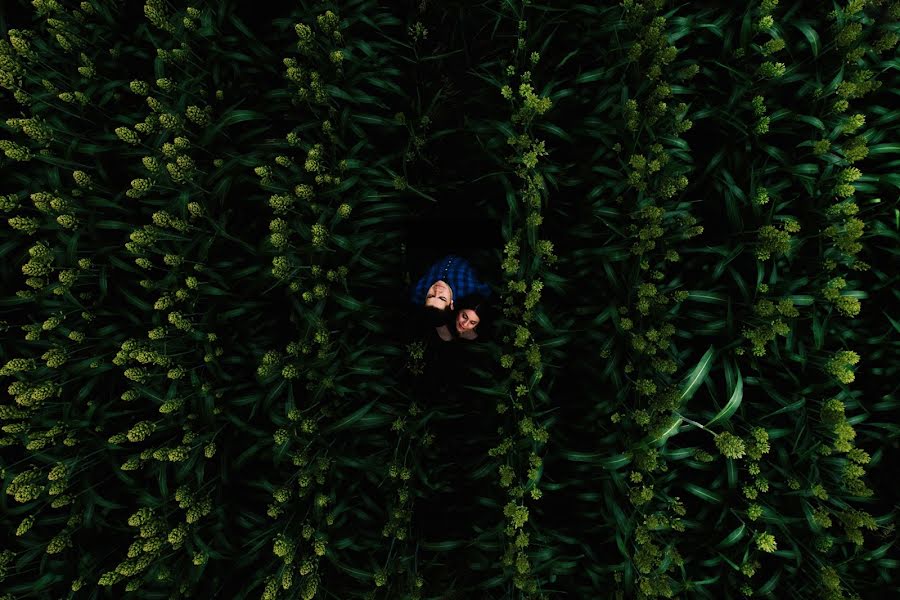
left=409, top=254, right=492, bottom=342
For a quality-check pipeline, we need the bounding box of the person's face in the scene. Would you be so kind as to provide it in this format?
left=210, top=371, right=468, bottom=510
left=425, top=280, right=453, bottom=310
left=455, top=308, right=480, bottom=334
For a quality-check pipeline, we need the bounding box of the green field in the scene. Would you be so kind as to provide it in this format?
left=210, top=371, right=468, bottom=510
left=0, top=0, right=898, bottom=598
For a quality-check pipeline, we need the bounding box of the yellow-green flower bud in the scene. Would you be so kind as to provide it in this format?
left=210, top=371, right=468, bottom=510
left=7, top=217, right=38, bottom=235
left=159, top=113, right=179, bottom=129
left=46, top=532, right=69, bottom=554
left=185, top=105, right=209, bottom=125
left=715, top=431, right=746, bottom=459
left=115, top=126, right=140, bottom=145
left=129, top=80, right=149, bottom=95
left=755, top=532, right=777, bottom=553
left=127, top=420, right=156, bottom=442
left=56, top=214, right=77, bottom=229
left=16, top=515, right=35, bottom=536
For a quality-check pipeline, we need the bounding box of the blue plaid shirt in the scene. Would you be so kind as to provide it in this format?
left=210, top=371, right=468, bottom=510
left=410, top=254, right=491, bottom=306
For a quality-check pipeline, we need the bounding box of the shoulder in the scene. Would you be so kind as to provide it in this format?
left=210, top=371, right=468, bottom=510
left=451, top=255, right=471, bottom=268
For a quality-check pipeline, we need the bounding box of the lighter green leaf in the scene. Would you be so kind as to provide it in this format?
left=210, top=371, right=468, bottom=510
left=684, top=483, right=722, bottom=503
left=707, top=368, right=743, bottom=427
left=679, top=345, right=715, bottom=407
left=717, top=523, right=745, bottom=548
left=688, top=291, right=728, bottom=303
left=599, top=454, right=632, bottom=470
left=793, top=22, right=820, bottom=57
left=322, top=399, right=378, bottom=434
left=651, top=415, right=683, bottom=445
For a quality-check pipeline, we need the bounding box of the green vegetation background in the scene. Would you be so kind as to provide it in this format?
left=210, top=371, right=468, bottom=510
left=0, top=0, right=898, bottom=599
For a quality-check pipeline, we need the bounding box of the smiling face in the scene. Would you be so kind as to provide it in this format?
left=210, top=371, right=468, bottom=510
left=424, top=280, right=453, bottom=310
left=455, top=308, right=480, bottom=334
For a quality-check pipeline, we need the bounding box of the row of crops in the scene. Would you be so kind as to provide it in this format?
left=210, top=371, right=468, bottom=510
left=0, top=0, right=898, bottom=598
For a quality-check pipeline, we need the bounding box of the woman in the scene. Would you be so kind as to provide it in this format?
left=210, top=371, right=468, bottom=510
left=434, top=293, right=491, bottom=342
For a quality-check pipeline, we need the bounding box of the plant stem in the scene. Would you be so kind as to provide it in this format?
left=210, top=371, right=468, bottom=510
left=675, top=412, right=717, bottom=437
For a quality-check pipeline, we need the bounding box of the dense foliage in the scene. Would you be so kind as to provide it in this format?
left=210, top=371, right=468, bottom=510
left=0, top=0, right=897, bottom=598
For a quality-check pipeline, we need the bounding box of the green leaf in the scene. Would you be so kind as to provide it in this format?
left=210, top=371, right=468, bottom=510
left=0, top=239, right=19, bottom=259
left=330, top=557, right=377, bottom=582
left=884, top=310, right=900, bottom=336
left=120, top=286, right=152, bottom=311
left=462, top=384, right=507, bottom=398
left=4, top=572, right=61, bottom=594
left=352, top=114, right=397, bottom=126
left=717, top=523, right=745, bottom=548
left=575, top=68, right=607, bottom=84
left=868, top=143, right=900, bottom=156
left=322, top=400, right=382, bottom=434
left=422, top=540, right=466, bottom=551
left=537, top=122, right=573, bottom=142
left=557, top=48, right=580, bottom=68
left=793, top=22, right=820, bottom=57
left=565, top=450, right=611, bottom=464
left=651, top=415, right=683, bottom=445
left=760, top=398, right=805, bottom=419
left=679, top=345, right=715, bottom=408
left=790, top=295, right=815, bottom=306
left=757, top=567, right=781, bottom=595
left=234, top=440, right=266, bottom=469
left=684, top=483, right=722, bottom=503
left=332, top=292, right=364, bottom=312
left=688, top=291, right=728, bottom=303
left=599, top=454, right=632, bottom=470
left=794, top=114, right=825, bottom=130
left=219, top=109, right=268, bottom=127
left=707, top=367, right=743, bottom=427
left=789, top=163, right=819, bottom=175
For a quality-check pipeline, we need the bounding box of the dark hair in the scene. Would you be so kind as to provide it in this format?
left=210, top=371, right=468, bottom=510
left=421, top=304, right=454, bottom=328
left=455, top=292, right=490, bottom=312
left=449, top=293, right=493, bottom=342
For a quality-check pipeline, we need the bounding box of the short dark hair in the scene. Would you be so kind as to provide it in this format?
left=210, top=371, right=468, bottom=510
left=421, top=304, right=454, bottom=327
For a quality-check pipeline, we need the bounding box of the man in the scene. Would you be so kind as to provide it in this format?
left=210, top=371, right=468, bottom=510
left=410, top=254, right=491, bottom=341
